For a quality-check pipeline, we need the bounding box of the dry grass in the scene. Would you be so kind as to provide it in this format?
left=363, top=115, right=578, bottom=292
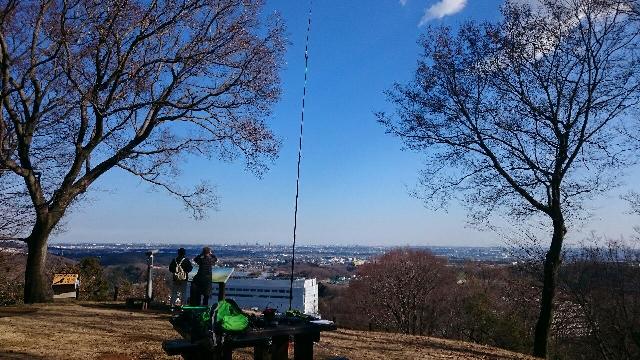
left=317, top=329, right=535, bottom=360
left=0, top=302, right=534, bottom=360
left=0, top=302, right=175, bottom=360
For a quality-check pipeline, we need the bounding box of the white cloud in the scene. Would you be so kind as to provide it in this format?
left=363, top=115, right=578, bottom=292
left=419, top=0, right=467, bottom=26
left=400, top=0, right=408, bottom=6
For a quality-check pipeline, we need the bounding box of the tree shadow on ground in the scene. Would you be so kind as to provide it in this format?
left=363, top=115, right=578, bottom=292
left=78, top=301, right=171, bottom=314
left=0, top=307, right=38, bottom=318
left=0, top=351, right=46, bottom=359
left=78, top=302, right=128, bottom=311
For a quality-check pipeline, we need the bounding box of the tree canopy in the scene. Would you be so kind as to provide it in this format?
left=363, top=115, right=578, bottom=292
left=380, top=0, right=640, bottom=224
left=0, top=0, right=286, bottom=302
left=379, top=0, right=640, bottom=356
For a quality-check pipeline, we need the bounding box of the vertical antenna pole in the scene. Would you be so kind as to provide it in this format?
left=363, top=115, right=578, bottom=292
left=290, top=1, right=313, bottom=311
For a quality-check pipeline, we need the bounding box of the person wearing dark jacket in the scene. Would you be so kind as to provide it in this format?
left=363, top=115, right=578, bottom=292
left=190, top=246, right=217, bottom=306
left=169, top=248, right=193, bottom=307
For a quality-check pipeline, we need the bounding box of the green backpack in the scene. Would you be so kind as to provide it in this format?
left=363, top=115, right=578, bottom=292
left=215, top=299, right=249, bottom=332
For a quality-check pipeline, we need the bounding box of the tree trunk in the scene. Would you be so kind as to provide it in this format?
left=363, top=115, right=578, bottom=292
left=533, top=217, right=566, bottom=358
left=23, top=220, right=54, bottom=303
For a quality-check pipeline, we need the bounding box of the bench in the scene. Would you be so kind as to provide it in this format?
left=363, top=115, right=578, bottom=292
left=164, top=315, right=335, bottom=360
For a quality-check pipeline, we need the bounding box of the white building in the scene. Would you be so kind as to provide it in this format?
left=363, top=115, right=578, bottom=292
left=213, top=278, right=318, bottom=315
left=186, top=277, right=318, bottom=315
left=184, top=266, right=319, bottom=315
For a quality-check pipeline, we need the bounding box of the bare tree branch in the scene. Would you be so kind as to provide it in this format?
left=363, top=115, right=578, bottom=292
left=0, top=0, right=285, bottom=303
left=379, top=0, right=640, bottom=356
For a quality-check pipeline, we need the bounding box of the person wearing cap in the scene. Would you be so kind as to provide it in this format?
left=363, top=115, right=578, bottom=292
left=190, top=246, right=218, bottom=306
left=169, top=247, right=193, bottom=308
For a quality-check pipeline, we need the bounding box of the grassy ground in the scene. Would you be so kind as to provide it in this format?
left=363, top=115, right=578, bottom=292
left=0, top=302, right=534, bottom=360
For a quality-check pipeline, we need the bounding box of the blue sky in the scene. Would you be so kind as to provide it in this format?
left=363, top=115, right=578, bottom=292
left=53, top=1, right=640, bottom=246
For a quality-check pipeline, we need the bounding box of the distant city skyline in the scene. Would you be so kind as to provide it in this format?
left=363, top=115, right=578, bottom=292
left=53, top=0, right=640, bottom=247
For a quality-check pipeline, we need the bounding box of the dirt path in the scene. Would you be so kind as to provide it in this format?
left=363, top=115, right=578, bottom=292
left=0, top=303, right=533, bottom=360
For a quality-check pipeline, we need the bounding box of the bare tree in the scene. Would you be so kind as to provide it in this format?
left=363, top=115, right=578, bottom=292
left=0, top=0, right=285, bottom=303
left=444, top=262, right=538, bottom=353
left=624, top=191, right=640, bottom=215
left=349, top=249, right=454, bottom=336
left=561, top=237, right=640, bottom=360
left=378, top=0, right=640, bottom=356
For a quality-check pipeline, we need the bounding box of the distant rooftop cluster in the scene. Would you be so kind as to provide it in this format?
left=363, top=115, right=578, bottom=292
left=41, top=243, right=522, bottom=266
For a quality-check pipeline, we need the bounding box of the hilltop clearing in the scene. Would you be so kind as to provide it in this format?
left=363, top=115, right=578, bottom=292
left=0, top=302, right=534, bottom=360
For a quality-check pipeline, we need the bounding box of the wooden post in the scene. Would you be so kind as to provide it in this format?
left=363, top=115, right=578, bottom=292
left=271, top=335, right=289, bottom=360
left=294, top=334, right=315, bottom=360
left=254, top=344, right=270, bottom=360
left=217, top=282, right=225, bottom=301
left=221, top=344, right=233, bottom=360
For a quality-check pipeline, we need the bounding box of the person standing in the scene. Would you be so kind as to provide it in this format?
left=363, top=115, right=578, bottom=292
left=190, top=247, right=217, bottom=306
left=169, top=248, right=193, bottom=308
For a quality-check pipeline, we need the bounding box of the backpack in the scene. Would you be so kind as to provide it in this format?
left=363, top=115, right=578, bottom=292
left=214, top=299, right=249, bottom=332
left=174, top=258, right=187, bottom=281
